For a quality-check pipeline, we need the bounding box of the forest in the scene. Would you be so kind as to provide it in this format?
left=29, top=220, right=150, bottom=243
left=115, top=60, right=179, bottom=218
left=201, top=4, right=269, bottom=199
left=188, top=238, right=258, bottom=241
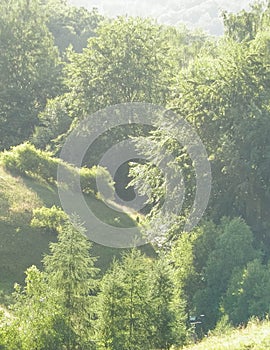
left=1, top=0, right=270, bottom=349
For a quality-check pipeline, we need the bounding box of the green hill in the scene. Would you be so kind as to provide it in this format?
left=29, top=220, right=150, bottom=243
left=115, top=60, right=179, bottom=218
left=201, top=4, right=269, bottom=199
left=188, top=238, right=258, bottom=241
left=182, top=319, right=270, bottom=350
left=0, top=165, right=154, bottom=294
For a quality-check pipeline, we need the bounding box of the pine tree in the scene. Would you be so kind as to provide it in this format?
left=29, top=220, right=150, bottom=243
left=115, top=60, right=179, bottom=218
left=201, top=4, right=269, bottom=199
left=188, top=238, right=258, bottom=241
left=96, top=261, right=127, bottom=350
left=43, top=217, right=99, bottom=349
left=97, top=249, right=151, bottom=350
left=149, top=254, right=187, bottom=349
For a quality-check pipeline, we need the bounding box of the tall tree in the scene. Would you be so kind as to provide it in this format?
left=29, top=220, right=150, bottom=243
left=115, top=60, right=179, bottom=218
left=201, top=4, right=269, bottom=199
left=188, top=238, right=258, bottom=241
left=97, top=249, right=186, bottom=350
left=0, top=0, right=61, bottom=150
left=165, top=32, right=270, bottom=249
left=149, top=254, right=186, bottom=349
left=96, top=261, right=128, bottom=350
left=10, top=266, right=66, bottom=350
left=169, top=221, right=223, bottom=332
left=194, top=218, right=259, bottom=329
left=97, top=249, right=152, bottom=350
left=223, top=258, right=270, bottom=325
left=2, top=217, right=99, bottom=349
left=64, top=16, right=171, bottom=119
left=43, top=218, right=99, bottom=349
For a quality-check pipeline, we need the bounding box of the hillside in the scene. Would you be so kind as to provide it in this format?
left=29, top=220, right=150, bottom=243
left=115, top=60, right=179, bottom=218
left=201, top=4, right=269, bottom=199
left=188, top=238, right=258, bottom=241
left=0, top=165, right=153, bottom=294
left=67, top=0, right=253, bottom=35
left=182, top=319, right=270, bottom=350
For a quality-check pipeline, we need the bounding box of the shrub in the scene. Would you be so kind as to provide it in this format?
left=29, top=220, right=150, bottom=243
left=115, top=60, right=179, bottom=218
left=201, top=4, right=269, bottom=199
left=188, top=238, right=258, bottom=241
left=79, top=166, right=98, bottom=194
left=1, top=143, right=58, bottom=183
left=1, top=143, right=115, bottom=198
left=31, top=206, right=69, bottom=234
left=80, top=165, right=115, bottom=199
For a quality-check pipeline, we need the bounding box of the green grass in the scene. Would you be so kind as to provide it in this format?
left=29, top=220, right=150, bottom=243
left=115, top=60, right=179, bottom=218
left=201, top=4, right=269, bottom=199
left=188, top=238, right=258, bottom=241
left=0, top=166, right=155, bottom=294
left=182, top=319, right=270, bottom=350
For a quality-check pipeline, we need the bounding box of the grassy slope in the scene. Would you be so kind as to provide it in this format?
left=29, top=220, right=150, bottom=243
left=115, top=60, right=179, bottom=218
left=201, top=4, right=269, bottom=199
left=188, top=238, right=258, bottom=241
left=0, top=166, right=155, bottom=293
left=182, top=319, right=270, bottom=350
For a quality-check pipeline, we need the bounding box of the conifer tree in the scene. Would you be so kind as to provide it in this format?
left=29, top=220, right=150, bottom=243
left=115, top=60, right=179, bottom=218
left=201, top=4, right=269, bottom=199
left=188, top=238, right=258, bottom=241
left=43, top=217, right=99, bottom=349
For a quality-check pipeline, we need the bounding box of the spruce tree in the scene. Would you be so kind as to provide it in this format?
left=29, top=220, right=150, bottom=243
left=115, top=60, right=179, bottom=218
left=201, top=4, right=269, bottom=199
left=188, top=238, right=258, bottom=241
left=97, top=249, right=151, bottom=350
left=43, top=217, right=99, bottom=349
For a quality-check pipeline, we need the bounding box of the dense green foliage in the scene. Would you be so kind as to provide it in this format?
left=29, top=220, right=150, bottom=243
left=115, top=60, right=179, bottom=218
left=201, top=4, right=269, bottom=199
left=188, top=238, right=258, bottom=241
left=1, top=143, right=114, bottom=197
left=1, top=0, right=270, bottom=348
left=0, top=0, right=61, bottom=150
left=97, top=250, right=186, bottom=350
left=0, top=219, right=186, bottom=349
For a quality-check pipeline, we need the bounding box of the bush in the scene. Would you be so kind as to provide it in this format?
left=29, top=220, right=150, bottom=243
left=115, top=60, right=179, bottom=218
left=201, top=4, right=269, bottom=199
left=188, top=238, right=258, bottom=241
left=1, top=143, right=58, bottom=183
left=80, top=166, right=115, bottom=199
left=1, top=143, right=115, bottom=198
left=31, top=206, right=69, bottom=234
left=79, top=166, right=98, bottom=194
